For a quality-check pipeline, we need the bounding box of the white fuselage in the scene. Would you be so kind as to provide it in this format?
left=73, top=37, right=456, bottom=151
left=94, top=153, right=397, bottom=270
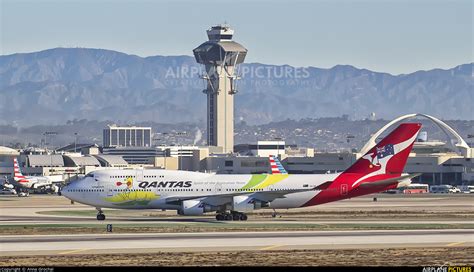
left=62, top=169, right=340, bottom=211
left=14, top=176, right=54, bottom=189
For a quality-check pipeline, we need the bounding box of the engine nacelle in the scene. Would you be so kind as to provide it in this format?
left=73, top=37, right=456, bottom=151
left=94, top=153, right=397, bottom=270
left=178, top=200, right=216, bottom=216
left=232, top=195, right=268, bottom=212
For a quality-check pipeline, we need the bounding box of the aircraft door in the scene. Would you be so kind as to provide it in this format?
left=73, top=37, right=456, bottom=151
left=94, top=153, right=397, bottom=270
left=136, top=169, right=144, bottom=183
left=340, top=184, right=348, bottom=195
left=100, top=174, right=113, bottom=197
left=215, top=182, right=222, bottom=193
left=106, top=184, right=113, bottom=197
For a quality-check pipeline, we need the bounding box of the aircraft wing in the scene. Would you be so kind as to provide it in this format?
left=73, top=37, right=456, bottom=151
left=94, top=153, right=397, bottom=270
left=164, top=187, right=319, bottom=206
left=357, top=173, right=421, bottom=189
left=250, top=188, right=317, bottom=202
left=164, top=191, right=250, bottom=206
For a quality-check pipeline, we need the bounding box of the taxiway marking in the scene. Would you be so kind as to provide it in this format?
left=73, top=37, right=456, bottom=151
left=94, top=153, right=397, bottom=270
left=58, top=248, right=90, bottom=255
left=446, top=241, right=465, bottom=247
left=260, top=244, right=284, bottom=251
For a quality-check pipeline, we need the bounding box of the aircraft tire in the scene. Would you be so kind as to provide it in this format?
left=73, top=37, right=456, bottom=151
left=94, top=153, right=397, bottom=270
left=232, top=213, right=241, bottom=221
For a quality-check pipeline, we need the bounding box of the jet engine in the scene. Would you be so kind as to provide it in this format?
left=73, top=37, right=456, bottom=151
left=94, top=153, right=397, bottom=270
left=3, top=183, right=14, bottom=189
left=232, top=195, right=268, bottom=212
left=178, top=200, right=216, bottom=216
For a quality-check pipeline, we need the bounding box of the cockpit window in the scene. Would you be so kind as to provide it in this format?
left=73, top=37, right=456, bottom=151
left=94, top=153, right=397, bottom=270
left=85, top=173, right=94, bottom=178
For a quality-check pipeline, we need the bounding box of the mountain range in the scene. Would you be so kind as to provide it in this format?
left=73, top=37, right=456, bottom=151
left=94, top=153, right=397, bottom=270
left=0, top=48, right=472, bottom=126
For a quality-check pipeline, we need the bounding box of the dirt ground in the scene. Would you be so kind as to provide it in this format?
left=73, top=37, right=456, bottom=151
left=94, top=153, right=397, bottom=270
left=1, top=222, right=473, bottom=235
left=2, top=247, right=473, bottom=266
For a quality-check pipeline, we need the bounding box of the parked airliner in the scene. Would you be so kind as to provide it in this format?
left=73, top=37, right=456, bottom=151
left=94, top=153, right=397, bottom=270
left=12, top=158, right=59, bottom=195
left=61, top=123, right=421, bottom=221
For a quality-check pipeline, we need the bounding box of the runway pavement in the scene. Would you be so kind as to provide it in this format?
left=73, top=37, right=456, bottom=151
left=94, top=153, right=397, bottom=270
left=1, top=193, right=473, bottom=225
left=1, top=229, right=473, bottom=256
left=0, top=194, right=472, bottom=257
left=0, top=212, right=472, bottom=225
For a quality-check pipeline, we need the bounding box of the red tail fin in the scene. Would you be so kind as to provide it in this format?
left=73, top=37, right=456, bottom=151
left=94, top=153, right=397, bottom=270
left=303, top=123, right=421, bottom=206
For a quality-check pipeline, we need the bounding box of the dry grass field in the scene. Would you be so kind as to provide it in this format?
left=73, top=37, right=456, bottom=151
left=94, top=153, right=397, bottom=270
left=2, top=247, right=472, bottom=267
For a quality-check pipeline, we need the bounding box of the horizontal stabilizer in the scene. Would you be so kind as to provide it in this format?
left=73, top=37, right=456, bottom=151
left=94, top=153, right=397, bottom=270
left=314, top=181, right=333, bottom=190
left=357, top=173, right=421, bottom=189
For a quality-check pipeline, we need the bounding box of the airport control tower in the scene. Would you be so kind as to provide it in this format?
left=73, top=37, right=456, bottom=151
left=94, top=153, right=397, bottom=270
left=193, top=25, right=247, bottom=153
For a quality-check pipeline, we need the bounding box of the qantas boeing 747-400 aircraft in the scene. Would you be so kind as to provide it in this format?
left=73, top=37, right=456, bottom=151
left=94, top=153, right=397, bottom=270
left=61, top=123, right=421, bottom=221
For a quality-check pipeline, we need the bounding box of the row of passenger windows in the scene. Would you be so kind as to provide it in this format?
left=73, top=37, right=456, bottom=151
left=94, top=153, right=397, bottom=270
left=68, top=189, right=104, bottom=192
left=69, top=188, right=293, bottom=193
left=226, top=188, right=264, bottom=192
left=109, top=175, right=165, bottom=179
left=113, top=189, right=152, bottom=192
left=154, top=188, right=202, bottom=192
left=157, top=189, right=211, bottom=192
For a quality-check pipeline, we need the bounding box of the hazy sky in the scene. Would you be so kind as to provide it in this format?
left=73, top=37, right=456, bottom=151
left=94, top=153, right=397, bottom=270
left=1, top=0, right=472, bottom=74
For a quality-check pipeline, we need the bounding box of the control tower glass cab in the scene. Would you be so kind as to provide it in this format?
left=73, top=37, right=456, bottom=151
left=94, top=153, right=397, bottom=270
left=207, top=25, right=234, bottom=41
left=193, top=25, right=247, bottom=153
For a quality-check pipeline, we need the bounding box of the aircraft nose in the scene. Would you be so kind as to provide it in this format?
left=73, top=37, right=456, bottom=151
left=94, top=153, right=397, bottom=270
left=59, top=185, right=67, bottom=197
left=60, top=183, right=73, bottom=199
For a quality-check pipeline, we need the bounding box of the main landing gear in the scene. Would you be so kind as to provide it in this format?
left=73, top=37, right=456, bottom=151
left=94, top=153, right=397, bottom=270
left=96, top=208, right=106, bottom=221
left=271, top=209, right=279, bottom=218
left=216, top=211, right=248, bottom=221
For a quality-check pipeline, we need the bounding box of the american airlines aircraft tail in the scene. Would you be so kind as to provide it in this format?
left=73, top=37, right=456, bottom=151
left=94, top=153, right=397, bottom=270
left=269, top=155, right=287, bottom=174
left=13, top=158, right=27, bottom=183
left=61, top=123, right=421, bottom=221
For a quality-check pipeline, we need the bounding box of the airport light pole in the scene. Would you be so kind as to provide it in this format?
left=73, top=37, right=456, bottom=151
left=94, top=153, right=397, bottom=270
left=179, top=134, right=184, bottom=170
left=256, top=137, right=259, bottom=157
left=176, top=132, right=186, bottom=170
left=274, top=137, right=282, bottom=158
left=74, top=132, right=78, bottom=153
left=41, top=132, right=46, bottom=152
